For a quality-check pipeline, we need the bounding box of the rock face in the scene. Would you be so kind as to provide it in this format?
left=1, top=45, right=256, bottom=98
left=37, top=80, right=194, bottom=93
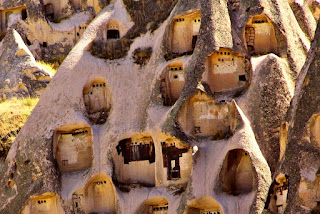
left=0, top=29, right=52, bottom=99
left=0, top=0, right=319, bottom=214
left=271, top=19, right=320, bottom=213
left=0, top=0, right=105, bottom=63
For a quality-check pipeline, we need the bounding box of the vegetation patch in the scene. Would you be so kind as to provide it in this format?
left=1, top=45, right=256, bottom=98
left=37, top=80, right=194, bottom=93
left=37, top=61, right=58, bottom=75
left=91, top=38, right=133, bottom=60
left=122, top=0, right=178, bottom=32
left=0, top=98, right=39, bottom=160
left=132, top=47, right=152, bottom=66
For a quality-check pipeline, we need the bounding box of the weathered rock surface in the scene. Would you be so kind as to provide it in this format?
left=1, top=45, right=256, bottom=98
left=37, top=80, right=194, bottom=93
left=0, top=0, right=319, bottom=213
left=0, top=29, right=52, bottom=99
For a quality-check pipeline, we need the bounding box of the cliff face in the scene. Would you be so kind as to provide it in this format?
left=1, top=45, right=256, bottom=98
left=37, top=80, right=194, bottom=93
left=274, top=19, right=320, bottom=213
left=0, top=29, right=52, bottom=99
left=0, top=0, right=319, bottom=213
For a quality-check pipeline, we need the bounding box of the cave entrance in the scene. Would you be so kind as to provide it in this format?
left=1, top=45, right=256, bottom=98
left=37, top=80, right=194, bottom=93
left=160, top=61, right=185, bottom=106
left=72, top=174, right=116, bottom=214
left=219, top=149, right=254, bottom=195
left=54, top=126, right=93, bottom=172
left=83, top=78, right=111, bottom=124
left=185, top=196, right=223, bottom=214
left=265, top=173, right=289, bottom=213
left=21, top=9, right=27, bottom=20
left=44, top=4, right=54, bottom=21
left=107, top=20, right=120, bottom=40
left=114, top=134, right=156, bottom=186
left=107, top=29, right=120, bottom=39
left=177, top=89, right=231, bottom=139
left=161, top=140, right=189, bottom=181
left=204, top=48, right=248, bottom=93
left=21, top=192, right=63, bottom=214
left=136, top=197, right=168, bottom=214
left=170, top=11, right=201, bottom=54
left=244, top=14, right=277, bottom=55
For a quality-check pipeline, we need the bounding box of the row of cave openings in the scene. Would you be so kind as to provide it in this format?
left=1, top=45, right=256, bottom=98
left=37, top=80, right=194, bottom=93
left=82, top=77, right=237, bottom=139
left=81, top=13, right=279, bottom=129
left=82, top=78, right=239, bottom=141
left=21, top=191, right=224, bottom=214
left=53, top=126, right=256, bottom=191
left=85, top=9, right=279, bottom=62
left=92, top=10, right=278, bottom=56
left=0, top=4, right=279, bottom=54
left=20, top=174, right=291, bottom=213
left=167, top=11, right=278, bottom=57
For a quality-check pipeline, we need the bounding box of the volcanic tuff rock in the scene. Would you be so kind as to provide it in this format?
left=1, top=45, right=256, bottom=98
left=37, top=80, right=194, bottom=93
left=0, top=0, right=320, bottom=214
left=0, top=29, right=52, bottom=99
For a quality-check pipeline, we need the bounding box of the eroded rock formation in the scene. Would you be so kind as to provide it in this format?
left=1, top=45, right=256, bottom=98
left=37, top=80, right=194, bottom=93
left=0, top=0, right=320, bottom=213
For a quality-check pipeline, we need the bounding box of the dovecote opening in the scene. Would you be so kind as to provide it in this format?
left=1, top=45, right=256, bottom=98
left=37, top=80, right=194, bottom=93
left=265, top=174, right=289, bottom=213
left=21, top=9, right=27, bottom=20
left=114, top=134, right=156, bottom=186
left=160, top=61, right=185, bottom=106
left=83, top=78, right=111, bottom=124
left=53, top=124, right=93, bottom=172
left=75, top=25, right=87, bottom=41
left=244, top=14, right=277, bottom=55
left=203, top=48, right=249, bottom=93
left=21, top=192, right=64, bottom=214
left=177, top=89, right=231, bottom=139
left=136, top=197, right=169, bottom=214
left=161, top=137, right=192, bottom=183
left=72, top=174, right=116, bottom=214
left=169, top=11, right=201, bottom=54
left=107, top=20, right=120, bottom=40
left=220, top=149, right=254, bottom=195
left=185, top=196, right=223, bottom=214
left=44, top=3, right=54, bottom=21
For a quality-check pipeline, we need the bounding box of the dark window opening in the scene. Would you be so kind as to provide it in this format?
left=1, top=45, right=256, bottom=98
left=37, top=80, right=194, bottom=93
left=162, top=143, right=188, bottom=180
left=253, top=18, right=268, bottom=24
left=174, top=75, right=178, bottom=79
left=42, top=42, right=47, bottom=47
left=44, top=4, right=54, bottom=21
left=21, top=9, right=27, bottom=20
left=192, top=35, right=198, bottom=50
left=77, top=32, right=80, bottom=37
left=75, top=202, right=78, bottom=208
left=194, top=126, right=201, bottom=134
left=107, top=30, right=120, bottom=39
left=239, top=75, right=246, bottom=82
left=116, top=138, right=155, bottom=164
left=62, top=160, right=68, bottom=166
left=25, top=37, right=31, bottom=46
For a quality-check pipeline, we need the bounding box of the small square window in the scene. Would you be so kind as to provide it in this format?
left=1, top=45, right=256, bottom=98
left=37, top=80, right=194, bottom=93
left=239, top=75, right=247, bottom=81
